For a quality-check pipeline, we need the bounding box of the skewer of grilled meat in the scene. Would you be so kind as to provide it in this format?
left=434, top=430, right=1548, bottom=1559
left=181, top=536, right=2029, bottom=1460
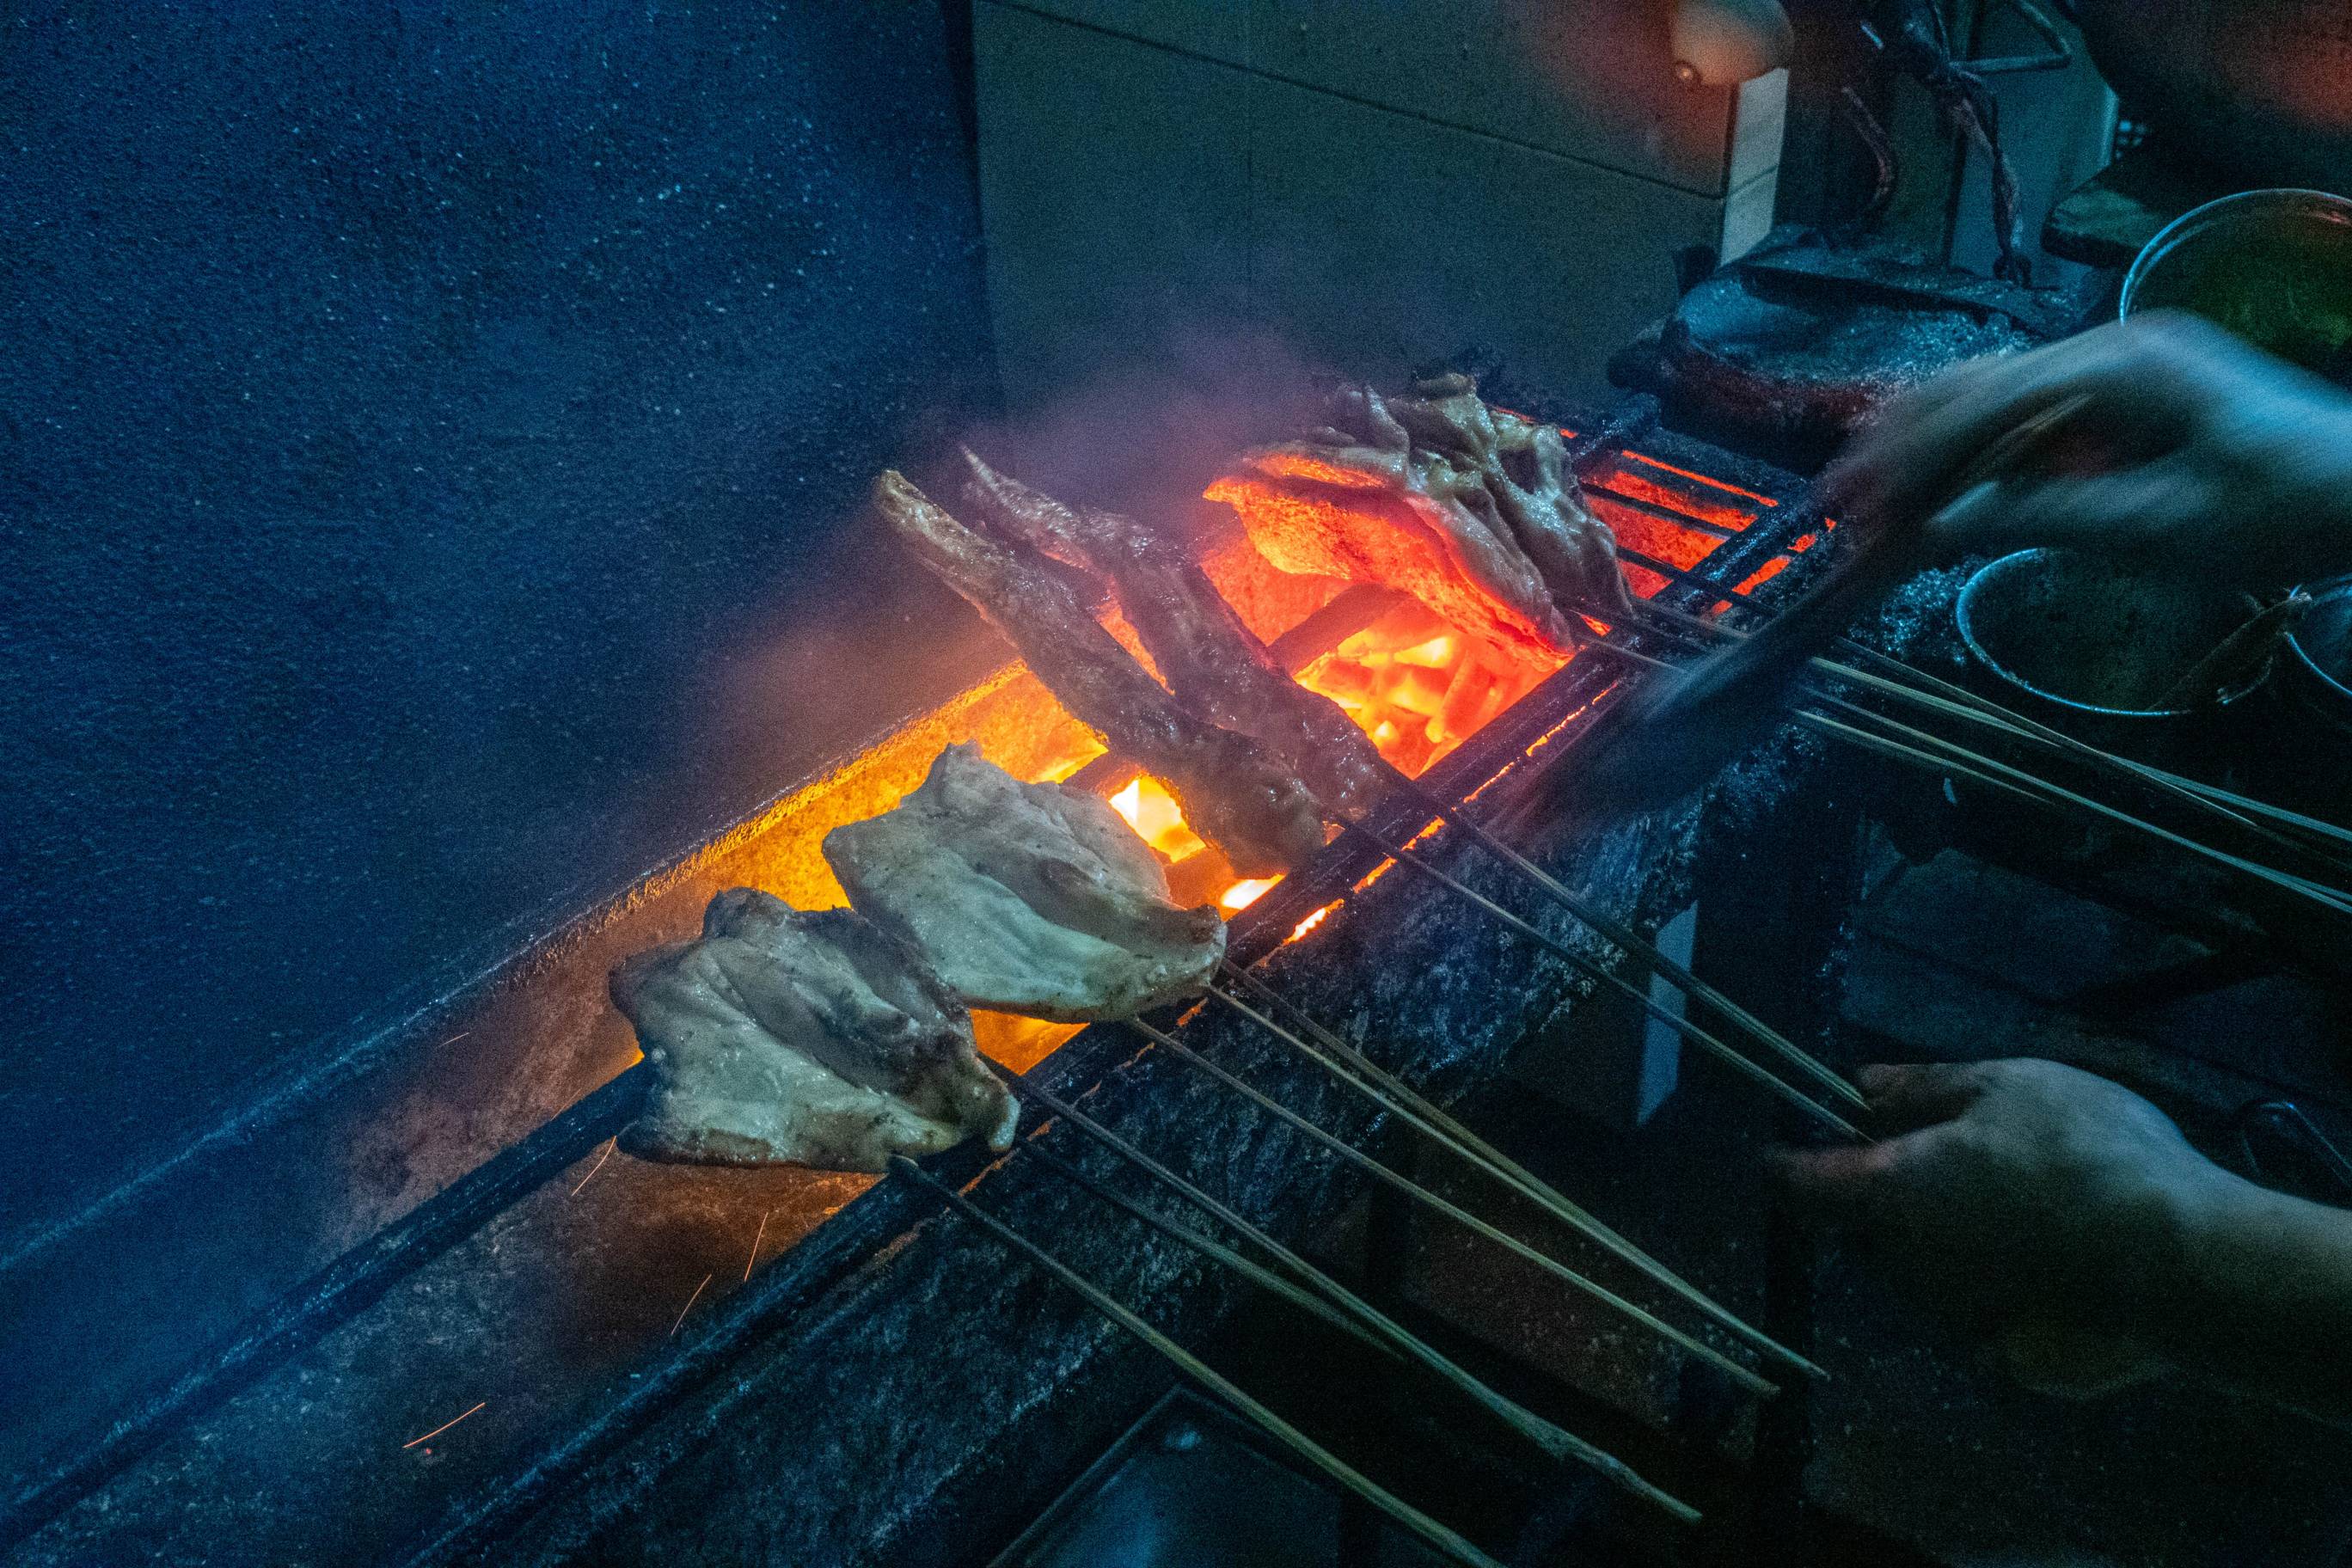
left=824, top=742, right=1227, bottom=1020
left=959, top=450, right=1396, bottom=824
left=873, top=470, right=1326, bottom=877
left=1207, top=376, right=1633, bottom=652
left=1383, top=374, right=1636, bottom=623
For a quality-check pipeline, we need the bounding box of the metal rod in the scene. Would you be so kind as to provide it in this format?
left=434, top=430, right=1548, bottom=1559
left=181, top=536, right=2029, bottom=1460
left=988, top=1061, right=1720, bottom=1486
left=1398, top=783, right=1867, bottom=1110
left=1208, top=973, right=1826, bottom=1381
left=1349, top=822, right=1864, bottom=1140
left=1020, top=1141, right=1403, bottom=1368
left=1587, top=586, right=2352, bottom=916
left=888, top=1157, right=1537, bottom=1565
left=1128, top=1019, right=1779, bottom=1400
left=0, top=1068, right=642, bottom=1556
left=1614, top=542, right=1769, bottom=609
left=1804, top=692, right=2352, bottom=915
left=1586, top=481, right=1744, bottom=539
left=1622, top=567, right=2352, bottom=871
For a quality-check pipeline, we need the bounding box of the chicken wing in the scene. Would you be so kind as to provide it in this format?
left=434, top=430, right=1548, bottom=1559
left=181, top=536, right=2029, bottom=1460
left=958, top=450, right=1397, bottom=823
left=611, top=890, right=1017, bottom=1172
left=824, top=743, right=1226, bottom=1020
left=873, top=469, right=1326, bottom=875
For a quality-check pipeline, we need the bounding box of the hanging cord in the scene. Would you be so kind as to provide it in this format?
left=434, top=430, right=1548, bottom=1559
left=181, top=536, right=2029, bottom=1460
left=1860, top=0, right=2035, bottom=284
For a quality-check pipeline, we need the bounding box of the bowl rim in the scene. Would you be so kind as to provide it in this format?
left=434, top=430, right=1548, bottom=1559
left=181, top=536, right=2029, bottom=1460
left=1955, top=547, right=2271, bottom=719
left=2121, top=187, right=2352, bottom=324
left=2283, top=581, right=2352, bottom=704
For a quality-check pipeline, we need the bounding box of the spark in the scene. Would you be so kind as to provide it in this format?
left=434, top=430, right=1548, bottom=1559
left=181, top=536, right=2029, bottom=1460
left=439, top=1031, right=471, bottom=1047
left=744, top=1210, right=771, bottom=1282
left=570, top=1136, right=617, bottom=1197
left=401, top=1400, right=486, bottom=1450
left=669, top=1271, right=715, bottom=1339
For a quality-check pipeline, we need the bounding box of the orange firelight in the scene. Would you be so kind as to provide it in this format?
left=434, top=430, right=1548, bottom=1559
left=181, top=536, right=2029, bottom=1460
left=1220, top=878, right=1278, bottom=911
left=1108, top=775, right=1207, bottom=862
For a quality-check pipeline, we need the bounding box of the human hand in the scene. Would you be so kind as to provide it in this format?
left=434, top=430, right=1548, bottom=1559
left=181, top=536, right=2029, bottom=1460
left=1770, top=1059, right=2239, bottom=1397
left=1821, top=314, right=2352, bottom=588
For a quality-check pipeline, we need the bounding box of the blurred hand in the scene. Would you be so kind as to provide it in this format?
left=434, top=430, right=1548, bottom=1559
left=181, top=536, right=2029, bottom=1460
left=1770, top=1059, right=2236, bottom=1397
left=1822, top=314, right=2352, bottom=588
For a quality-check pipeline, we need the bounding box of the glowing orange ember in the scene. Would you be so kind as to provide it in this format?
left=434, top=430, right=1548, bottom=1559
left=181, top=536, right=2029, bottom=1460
left=1295, top=599, right=1563, bottom=779
left=1109, top=775, right=1206, bottom=862
left=1221, top=878, right=1279, bottom=911
left=1289, top=903, right=1338, bottom=942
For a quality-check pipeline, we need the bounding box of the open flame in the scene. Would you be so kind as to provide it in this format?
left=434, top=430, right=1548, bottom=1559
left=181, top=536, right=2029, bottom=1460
left=1298, top=601, right=1562, bottom=777
left=1100, top=602, right=1562, bottom=922
left=1220, top=878, right=1279, bottom=911
left=1108, top=775, right=1207, bottom=862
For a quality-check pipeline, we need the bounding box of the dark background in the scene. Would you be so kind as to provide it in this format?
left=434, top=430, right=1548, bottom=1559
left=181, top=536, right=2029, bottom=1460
left=0, top=1, right=999, bottom=1253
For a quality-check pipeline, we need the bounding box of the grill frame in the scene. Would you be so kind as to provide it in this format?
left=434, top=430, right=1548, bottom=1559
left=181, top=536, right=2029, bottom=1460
left=2, top=396, right=1846, bottom=1567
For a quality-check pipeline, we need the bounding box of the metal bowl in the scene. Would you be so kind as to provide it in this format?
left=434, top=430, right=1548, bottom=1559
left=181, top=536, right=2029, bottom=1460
left=1956, top=548, right=2274, bottom=768
left=2283, top=582, right=2352, bottom=708
left=2121, top=188, right=2352, bottom=377
left=2269, top=581, right=2352, bottom=819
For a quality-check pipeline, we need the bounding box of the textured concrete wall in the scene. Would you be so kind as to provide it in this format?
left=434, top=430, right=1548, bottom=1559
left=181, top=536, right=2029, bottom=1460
left=0, top=1, right=997, bottom=1248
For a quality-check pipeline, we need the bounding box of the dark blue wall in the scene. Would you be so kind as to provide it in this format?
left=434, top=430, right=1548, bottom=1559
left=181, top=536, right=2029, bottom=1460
left=0, top=1, right=997, bottom=1246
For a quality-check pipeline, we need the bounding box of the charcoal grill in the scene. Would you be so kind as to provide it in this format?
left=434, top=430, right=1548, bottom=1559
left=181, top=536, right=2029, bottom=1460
left=0, top=401, right=1967, bottom=1567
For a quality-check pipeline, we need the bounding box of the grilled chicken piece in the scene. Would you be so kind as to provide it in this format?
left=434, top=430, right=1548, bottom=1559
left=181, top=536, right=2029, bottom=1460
left=873, top=469, right=1326, bottom=876
left=611, top=890, right=1017, bottom=1172
left=959, top=450, right=1398, bottom=824
left=1387, top=374, right=1635, bottom=622
left=1206, top=376, right=1631, bottom=655
left=824, top=743, right=1226, bottom=1021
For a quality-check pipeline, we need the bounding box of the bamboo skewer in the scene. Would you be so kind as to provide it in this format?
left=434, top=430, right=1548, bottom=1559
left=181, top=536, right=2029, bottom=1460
left=1021, top=1141, right=1642, bottom=1475
left=1022, top=1141, right=1402, bottom=1367
left=982, top=1065, right=1706, bottom=1514
left=1829, top=635, right=2352, bottom=861
left=1575, top=614, right=2352, bottom=916
left=1792, top=708, right=2068, bottom=806
left=1612, top=556, right=2352, bottom=876
left=1803, top=692, right=2352, bottom=914
left=1207, top=972, right=1826, bottom=1380
left=1560, top=587, right=2352, bottom=919
left=1630, top=591, right=2352, bottom=879
left=890, top=1158, right=1534, bottom=1565
left=1396, top=781, right=1867, bottom=1111
left=1128, top=1019, right=1780, bottom=1398
left=1349, top=821, right=1865, bottom=1140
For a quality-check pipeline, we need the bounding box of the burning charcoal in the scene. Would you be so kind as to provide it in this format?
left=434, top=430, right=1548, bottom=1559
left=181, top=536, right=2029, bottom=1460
left=873, top=470, right=1326, bottom=875
left=609, top=891, right=1016, bottom=1172
left=824, top=743, right=1226, bottom=1022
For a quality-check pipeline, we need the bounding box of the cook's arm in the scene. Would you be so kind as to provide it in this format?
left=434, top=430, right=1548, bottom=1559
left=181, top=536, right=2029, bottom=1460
left=1823, top=313, right=2352, bottom=589
left=2161, top=1166, right=2352, bottom=1419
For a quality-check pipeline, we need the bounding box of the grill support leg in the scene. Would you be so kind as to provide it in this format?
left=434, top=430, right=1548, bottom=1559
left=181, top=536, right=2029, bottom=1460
left=1688, top=749, right=1868, bottom=1565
